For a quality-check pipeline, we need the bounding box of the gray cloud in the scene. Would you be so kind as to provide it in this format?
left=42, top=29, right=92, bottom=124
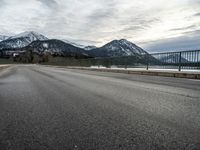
left=143, top=37, right=200, bottom=52
left=141, top=30, right=200, bottom=52
left=194, top=12, right=200, bottom=16
left=0, top=0, right=6, bottom=9
left=171, top=25, right=197, bottom=31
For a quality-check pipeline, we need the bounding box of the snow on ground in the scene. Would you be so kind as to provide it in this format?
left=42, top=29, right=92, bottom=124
left=90, top=66, right=200, bottom=72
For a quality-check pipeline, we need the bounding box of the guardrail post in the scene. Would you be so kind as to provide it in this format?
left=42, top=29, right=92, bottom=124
left=146, top=54, right=149, bottom=70
left=178, top=52, right=182, bottom=71
left=98, top=59, right=100, bottom=68
left=125, top=57, right=127, bottom=69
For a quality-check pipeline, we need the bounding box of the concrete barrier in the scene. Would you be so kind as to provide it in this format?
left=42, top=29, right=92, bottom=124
left=41, top=65, right=200, bottom=79
left=64, top=67, right=200, bottom=79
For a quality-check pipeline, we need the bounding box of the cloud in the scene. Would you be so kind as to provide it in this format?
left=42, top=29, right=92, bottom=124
left=0, top=0, right=200, bottom=50
left=37, top=0, right=58, bottom=9
left=171, top=25, right=197, bottom=31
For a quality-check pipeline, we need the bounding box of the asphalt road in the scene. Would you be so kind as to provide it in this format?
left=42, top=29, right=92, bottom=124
left=0, top=65, right=200, bottom=150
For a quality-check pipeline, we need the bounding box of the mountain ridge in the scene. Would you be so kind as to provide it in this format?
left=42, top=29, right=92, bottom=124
left=0, top=31, right=148, bottom=58
left=88, top=39, right=148, bottom=57
left=0, top=31, right=48, bottom=50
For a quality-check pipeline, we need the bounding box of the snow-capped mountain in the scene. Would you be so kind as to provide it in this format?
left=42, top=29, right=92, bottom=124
left=89, top=39, right=148, bottom=57
left=0, top=35, right=9, bottom=42
left=0, top=31, right=48, bottom=50
left=9, top=31, right=48, bottom=41
left=26, top=39, right=90, bottom=57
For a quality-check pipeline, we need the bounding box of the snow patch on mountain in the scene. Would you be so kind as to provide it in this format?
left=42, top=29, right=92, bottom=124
left=9, top=31, right=48, bottom=41
left=43, top=43, right=49, bottom=48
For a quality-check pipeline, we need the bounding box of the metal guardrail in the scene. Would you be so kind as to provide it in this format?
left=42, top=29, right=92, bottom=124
left=73, top=50, right=200, bottom=71
left=150, top=50, right=200, bottom=71
left=39, top=49, right=200, bottom=71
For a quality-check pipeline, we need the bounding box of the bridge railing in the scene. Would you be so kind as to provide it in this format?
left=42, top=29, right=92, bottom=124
left=150, top=50, right=200, bottom=71
left=44, top=49, right=200, bottom=71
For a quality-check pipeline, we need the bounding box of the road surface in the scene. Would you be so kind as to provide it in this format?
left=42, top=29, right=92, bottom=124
left=0, top=65, right=200, bottom=150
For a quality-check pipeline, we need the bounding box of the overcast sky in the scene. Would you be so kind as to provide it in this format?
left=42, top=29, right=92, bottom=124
left=0, top=0, right=200, bottom=52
